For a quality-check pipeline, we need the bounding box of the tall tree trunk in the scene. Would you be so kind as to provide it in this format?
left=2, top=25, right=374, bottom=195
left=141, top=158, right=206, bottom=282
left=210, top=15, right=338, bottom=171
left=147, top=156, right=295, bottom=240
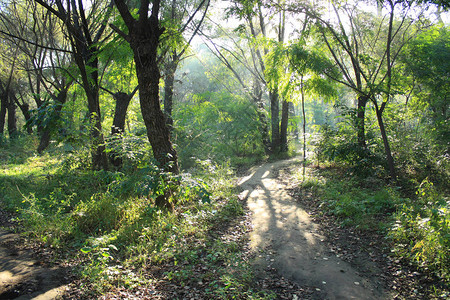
left=253, top=81, right=271, bottom=154
left=280, top=99, right=289, bottom=152
left=83, top=84, right=108, bottom=170
left=163, top=59, right=177, bottom=131
left=134, top=48, right=179, bottom=210
left=376, top=109, right=395, bottom=179
left=111, top=92, right=133, bottom=135
left=114, top=0, right=180, bottom=211
left=134, top=51, right=179, bottom=175
left=356, top=94, right=368, bottom=151
left=270, top=90, right=280, bottom=153
left=0, top=93, right=7, bottom=135
left=7, top=95, right=17, bottom=138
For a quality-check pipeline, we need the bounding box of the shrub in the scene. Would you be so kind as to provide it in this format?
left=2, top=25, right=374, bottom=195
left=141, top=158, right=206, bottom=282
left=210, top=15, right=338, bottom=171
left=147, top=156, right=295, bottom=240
left=390, top=179, right=449, bottom=282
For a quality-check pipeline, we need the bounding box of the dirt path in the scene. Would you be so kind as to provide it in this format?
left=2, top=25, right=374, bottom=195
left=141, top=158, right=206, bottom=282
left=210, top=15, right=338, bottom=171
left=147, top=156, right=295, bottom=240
left=239, top=158, right=389, bottom=300
left=0, top=224, right=68, bottom=299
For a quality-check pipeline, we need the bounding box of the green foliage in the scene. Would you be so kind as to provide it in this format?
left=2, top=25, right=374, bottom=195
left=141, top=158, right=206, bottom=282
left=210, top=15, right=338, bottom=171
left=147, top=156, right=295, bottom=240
left=311, top=171, right=403, bottom=230
left=289, top=42, right=340, bottom=99
left=174, top=91, right=265, bottom=169
left=401, top=25, right=449, bottom=148
left=0, top=139, right=269, bottom=297
left=302, top=167, right=449, bottom=293
left=104, top=133, right=152, bottom=170
left=390, top=179, right=450, bottom=282
left=312, top=107, right=386, bottom=178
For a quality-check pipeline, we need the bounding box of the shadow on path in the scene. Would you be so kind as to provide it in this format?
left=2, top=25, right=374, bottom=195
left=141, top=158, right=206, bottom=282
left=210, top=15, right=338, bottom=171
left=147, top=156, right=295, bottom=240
left=239, top=158, right=387, bottom=300
left=0, top=230, right=68, bottom=300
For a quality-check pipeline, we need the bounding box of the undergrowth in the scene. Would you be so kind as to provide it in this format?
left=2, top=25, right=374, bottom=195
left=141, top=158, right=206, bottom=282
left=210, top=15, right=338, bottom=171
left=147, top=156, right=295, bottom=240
left=0, top=137, right=273, bottom=299
left=294, top=165, right=449, bottom=297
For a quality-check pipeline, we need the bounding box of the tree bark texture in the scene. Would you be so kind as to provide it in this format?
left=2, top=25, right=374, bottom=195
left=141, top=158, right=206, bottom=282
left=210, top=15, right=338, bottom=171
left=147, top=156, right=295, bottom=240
left=163, top=59, right=177, bottom=131
left=7, top=95, right=17, bottom=138
left=270, top=90, right=280, bottom=153
left=109, top=92, right=133, bottom=167
left=112, top=92, right=133, bottom=135
left=376, top=109, right=396, bottom=179
left=356, top=94, right=368, bottom=151
left=112, top=2, right=179, bottom=177
left=133, top=42, right=179, bottom=175
left=0, top=92, right=7, bottom=135
left=280, top=99, right=289, bottom=152
left=114, top=0, right=183, bottom=210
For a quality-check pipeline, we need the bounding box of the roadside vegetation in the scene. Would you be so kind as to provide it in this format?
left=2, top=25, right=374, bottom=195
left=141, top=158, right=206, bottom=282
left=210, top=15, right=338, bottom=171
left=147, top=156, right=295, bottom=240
left=291, top=101, right=449, bottom=298
left=0, top=135, right=272, bottom=298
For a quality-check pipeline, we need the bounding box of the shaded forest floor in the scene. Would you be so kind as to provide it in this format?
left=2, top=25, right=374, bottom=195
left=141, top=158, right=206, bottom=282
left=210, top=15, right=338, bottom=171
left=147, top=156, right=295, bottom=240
left=0, top=157, right=448, bottom=299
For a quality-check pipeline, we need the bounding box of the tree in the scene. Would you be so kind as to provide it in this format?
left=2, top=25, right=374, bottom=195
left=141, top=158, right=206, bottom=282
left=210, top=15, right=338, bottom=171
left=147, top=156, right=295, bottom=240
left=206, top=0, right=293, bottom=153
left=112, top=0, right=179, bottom=209
left=401, top=25, right=449, bottom=146
left=298, top=0, right=432, bottom=178
left=0, top=50, right=20, bottom=138
left=112, top=0, right=176, bottom=173
left=6, top=0, right=75, bottom=151
left=35, top=0, right=114, bottom=170
left=160, top=0, right=210, bottom=131
left=289, top=41, right=339, bottom=178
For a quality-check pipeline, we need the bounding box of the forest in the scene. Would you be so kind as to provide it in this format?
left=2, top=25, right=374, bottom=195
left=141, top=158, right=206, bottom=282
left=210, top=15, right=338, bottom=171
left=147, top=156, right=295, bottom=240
left=0, top=0, right=448, bottom=298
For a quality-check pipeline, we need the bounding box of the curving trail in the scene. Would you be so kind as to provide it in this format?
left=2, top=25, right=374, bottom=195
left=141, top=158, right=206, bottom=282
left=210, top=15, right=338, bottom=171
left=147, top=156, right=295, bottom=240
left=239, top=158, right=388, bottom=300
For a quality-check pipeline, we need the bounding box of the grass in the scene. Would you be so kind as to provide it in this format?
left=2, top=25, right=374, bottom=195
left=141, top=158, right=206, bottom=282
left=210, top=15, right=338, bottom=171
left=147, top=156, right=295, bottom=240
left=295, top=167, right=404, bottom=231
left=293, top=164, right=449, bottom=297
left=0, top=136, right=274, bottom=299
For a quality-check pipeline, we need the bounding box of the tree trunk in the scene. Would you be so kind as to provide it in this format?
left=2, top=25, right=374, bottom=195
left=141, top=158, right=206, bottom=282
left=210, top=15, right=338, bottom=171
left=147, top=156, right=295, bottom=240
left=0, top=93, right=7, bottom=135
left=132, top=34, right=179, bottom=210
left=72, top=36, right=108, bottom=170
left=7, top=95, right=17, bottom=138
left=38, top=87, right=69, bottom=153
left=134, top=54, right=179, bottom=175
left=82, top=83, right=108, bottom=170
left=270, top=90, right=280, bottom=153
left=164, top=59, right=177, bottom=131
left=12, top=93, right=32, bottom=134
left=356, top=94, right=368, bottom=151
left=111, top=92, right=132, bottom=135
left=114, top=0, right=180, bottom=210
left=127, top=25, right=179, bottom=176
left=252, top=81, right=271, bottom=154
left=109, top=91, right=133, bottom=167
left=301, top=80, right=306, bottom=179
left=280, top=99, right=289, bottom=152
left=376, top=109, right=396, bottom=180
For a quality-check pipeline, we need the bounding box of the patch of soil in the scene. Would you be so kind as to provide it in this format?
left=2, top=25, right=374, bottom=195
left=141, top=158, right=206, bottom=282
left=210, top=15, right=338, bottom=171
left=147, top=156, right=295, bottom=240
left=0, top=209, right=70, bottom=299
